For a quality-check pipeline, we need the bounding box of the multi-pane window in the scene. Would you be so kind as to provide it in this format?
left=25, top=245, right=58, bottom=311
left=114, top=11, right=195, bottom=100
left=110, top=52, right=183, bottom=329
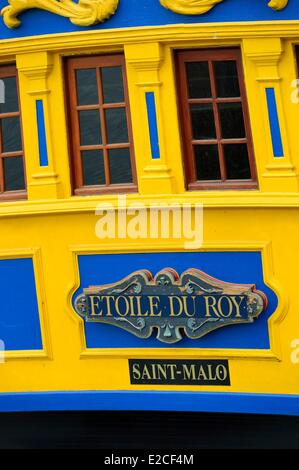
left=0, top=65, right=26, bottom=200
left=66, top=55, right=137, bottom=195
left=176, top=49, right=257, bottom=190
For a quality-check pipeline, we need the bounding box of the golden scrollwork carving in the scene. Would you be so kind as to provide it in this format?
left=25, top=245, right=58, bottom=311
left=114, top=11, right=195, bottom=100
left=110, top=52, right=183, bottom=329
left=159, top=0, right=289, bottom=15
left=0, top=0, right=290, bottom=30
left=1, top=0, right=119, bottom=28
left=268, top=0, right=289, bottom=10
left=159, top=0, right=224, bottom=15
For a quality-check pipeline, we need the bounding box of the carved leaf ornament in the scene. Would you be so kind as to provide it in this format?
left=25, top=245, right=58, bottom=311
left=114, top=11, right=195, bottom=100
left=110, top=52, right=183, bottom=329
left=160, top=0, right=289, bottom=15
left=1, top=0, right=290, bottom=29
left=1, top=0, right=120, bottom=28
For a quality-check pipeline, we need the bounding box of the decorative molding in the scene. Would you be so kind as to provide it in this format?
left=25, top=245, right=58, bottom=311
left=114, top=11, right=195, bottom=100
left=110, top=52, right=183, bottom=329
left=0, top=22, right=298, bottom=57
left=125, top=42, right=175, bottom=194
left=16, top=52, right=64, bottom=199
left=1, top=0, right=119, bottom=29
left=159, top=0, right=289, bottom=15
left=243, top=38, right=284, bottom=81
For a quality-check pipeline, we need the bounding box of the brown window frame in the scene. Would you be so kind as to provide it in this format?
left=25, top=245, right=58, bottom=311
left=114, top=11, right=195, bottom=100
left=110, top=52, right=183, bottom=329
left=65, top=54, right=137, bottom=196
left=296, top=45, right=299, bottom=84
left=176, top=48, right=257, bottom=191
left=0, top=65, right=26, bottom=201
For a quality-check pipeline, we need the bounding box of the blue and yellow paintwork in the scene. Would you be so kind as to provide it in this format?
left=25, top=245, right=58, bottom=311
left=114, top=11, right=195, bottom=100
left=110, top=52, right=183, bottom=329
left=0, top=0, right=299, bottom=415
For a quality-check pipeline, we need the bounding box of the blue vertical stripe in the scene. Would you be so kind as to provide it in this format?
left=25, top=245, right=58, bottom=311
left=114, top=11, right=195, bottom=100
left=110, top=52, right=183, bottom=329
left=265, top=88, right=284, bottom=158
left=36, top=100, right=49, bottom=167
left=146, top=92, right=160, bottom=159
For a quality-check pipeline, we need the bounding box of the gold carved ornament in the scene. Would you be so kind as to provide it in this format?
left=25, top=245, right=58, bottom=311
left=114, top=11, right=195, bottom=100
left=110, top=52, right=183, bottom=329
left=1, top=0, right=119, bottom=28
left=160, top=0, right=289, bottom=15
left=0, top=0, right=290, bottom=29
left=160, top=0, right=223, bottom=15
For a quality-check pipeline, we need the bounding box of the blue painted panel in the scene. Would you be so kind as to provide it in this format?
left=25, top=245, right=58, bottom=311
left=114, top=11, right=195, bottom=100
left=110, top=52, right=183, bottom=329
left=0, top=391, right=298, bottom=416
left=0, top=258, right=43, bottom=351
left=36, top=100, right=49, bottom=167
left=266, top=88, right=284, bottom=158
left=73, top=251, right=278, bottom=350
left=0, top=0, right=298, bottom=40
left=146, top=92, right=160, bottom=160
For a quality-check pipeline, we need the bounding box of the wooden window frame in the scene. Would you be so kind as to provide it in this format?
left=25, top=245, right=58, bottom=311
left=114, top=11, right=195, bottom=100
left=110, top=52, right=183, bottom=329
left=175, top=48, right=257, bottom=191
left=0, top=65, right=26, bottom=201
left=65, top=54, right=137, bottom=196
left=296, top=46, right=299, bottom=85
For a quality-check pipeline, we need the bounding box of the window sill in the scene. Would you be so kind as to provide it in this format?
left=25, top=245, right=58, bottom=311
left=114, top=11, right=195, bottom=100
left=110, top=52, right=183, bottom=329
left=188, top=181, right=258, bottom=191
left=74, top=184, right=138, bottom=196
left=0, top=190, right=27, bottom=202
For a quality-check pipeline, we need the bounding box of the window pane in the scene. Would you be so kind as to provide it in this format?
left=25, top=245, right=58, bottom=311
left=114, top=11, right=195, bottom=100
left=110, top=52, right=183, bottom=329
left=214, top=61, right=240, bottom=98
left=76, top=69, right=99, bottom=105
left=0, top=76, right=19, bottom=114
left=102, top=66, right=125, bottom=104
left=109, top=148, right=133, bottom=184
left=105, top=108, right=128, bottom=144
left=191, top=104, right=216, bottom=140
left=1, top=117, right=22, bottom=153
left=194, top=145, right=221, bottom=181
left=224, top=144, right=251, bottom=179
left=79, top=110, right=102, bottom=146
left=82, top=150, right=105, bottom=186
left=219, top=103, right=245, bottom=139
left=186, top=62, right=211, bottom=99
left=3, top=157, right=25, bottom=191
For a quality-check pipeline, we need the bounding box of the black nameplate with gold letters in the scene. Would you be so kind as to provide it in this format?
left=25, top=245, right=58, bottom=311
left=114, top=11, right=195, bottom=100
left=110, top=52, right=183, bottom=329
left=129, top=359, right=231, bottom=386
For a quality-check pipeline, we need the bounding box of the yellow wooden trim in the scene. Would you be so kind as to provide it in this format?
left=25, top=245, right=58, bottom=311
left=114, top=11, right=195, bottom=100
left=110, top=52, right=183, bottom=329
left=0, top=193, right=299, bottom=220
left=0, top=21, right=298, bottom=56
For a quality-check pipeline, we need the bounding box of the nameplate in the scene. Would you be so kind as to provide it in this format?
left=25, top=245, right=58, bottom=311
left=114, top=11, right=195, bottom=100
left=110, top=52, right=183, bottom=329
left=129, top=359, right=231, bottom=386
left=74, top=268, right=267, bottom=344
